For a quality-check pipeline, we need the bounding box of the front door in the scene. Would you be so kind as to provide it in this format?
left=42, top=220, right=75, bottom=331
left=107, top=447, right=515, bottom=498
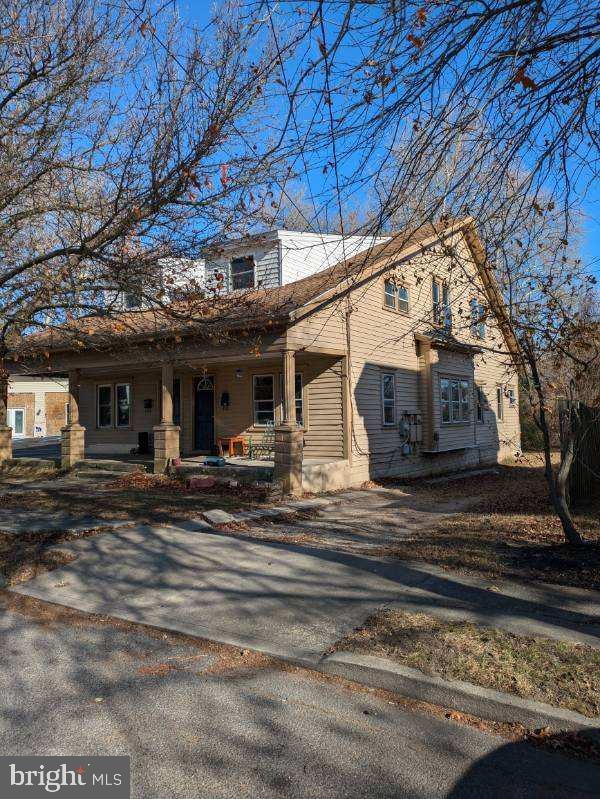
left=8, top=408, right=25, bottom=438
left=194, top=376, right=215, bottom=451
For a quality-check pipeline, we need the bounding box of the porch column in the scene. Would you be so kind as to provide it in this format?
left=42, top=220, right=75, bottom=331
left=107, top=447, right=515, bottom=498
left=0, top=369, right=12, bottom=465
left=61, top=369, right=85, bottom=469
left=154, top=362, right=180, bottom=473
left=273, top=349, right=303, bottom=496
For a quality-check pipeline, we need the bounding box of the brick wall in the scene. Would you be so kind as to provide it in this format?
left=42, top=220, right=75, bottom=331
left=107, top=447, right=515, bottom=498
left=46, top=392, right=69, bottom=435
left=8, top=393, right=35, bottom=437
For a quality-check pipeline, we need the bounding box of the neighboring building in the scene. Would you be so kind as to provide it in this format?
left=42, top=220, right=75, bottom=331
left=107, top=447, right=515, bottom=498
left=10, top=219, right=521, bottom=492
left=8, top=377, right=68, bottom=438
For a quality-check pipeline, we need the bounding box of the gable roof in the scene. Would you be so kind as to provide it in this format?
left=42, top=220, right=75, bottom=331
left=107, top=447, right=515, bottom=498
left=12, top=218, right=521, bottom=367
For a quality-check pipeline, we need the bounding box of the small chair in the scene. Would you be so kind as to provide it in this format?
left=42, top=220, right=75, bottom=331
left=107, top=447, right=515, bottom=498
left=217, top=435, right=249, bottom=458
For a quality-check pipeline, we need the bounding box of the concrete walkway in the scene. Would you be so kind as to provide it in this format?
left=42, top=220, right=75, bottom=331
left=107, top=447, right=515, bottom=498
left=11, top=514, right=600, bottom=661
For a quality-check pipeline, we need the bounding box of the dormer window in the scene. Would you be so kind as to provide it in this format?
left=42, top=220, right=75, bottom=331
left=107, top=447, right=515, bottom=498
left=231, top=256, right=255, bottom=290
left=383, top=279, right=410, bottom=314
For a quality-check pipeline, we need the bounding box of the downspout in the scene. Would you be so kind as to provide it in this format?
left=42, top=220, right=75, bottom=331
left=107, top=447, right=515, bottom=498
left=344, top=298, right=354, bottom=464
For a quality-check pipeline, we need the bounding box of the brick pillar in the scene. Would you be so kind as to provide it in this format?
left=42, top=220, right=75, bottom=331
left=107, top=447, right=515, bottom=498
left=61, top=369, right=85, bottom=468
left=273, top=426, right=303, bottom=496
left=273, top=349, right=303, bottom=496
left=154, top=363, right=179, bottom=473
left=0, top=370, right=11, bottom=465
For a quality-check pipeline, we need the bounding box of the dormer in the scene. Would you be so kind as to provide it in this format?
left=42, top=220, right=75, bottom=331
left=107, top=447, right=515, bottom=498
left=203, top=229, right=389, bottom=294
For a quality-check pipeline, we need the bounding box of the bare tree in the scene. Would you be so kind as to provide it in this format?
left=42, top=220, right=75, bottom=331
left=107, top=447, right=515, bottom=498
left=0, top=0, right=294, bottom=366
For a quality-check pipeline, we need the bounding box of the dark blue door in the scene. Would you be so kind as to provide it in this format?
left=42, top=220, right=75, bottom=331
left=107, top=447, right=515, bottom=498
left=194, top=376, right=214, bottom=451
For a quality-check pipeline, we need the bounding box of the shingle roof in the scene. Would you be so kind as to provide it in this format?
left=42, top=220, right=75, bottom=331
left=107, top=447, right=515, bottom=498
left=13, top=220, right=467, bottom=358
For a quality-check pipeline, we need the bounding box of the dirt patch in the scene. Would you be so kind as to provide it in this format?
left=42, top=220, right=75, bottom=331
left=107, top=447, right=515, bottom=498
left=0, top=526, right=113, bottom=586
left=372, top=454, right=600, bottom=590
left=0, top=475, right=269, bottom=526
left=331, top=608, right=600, bottom=718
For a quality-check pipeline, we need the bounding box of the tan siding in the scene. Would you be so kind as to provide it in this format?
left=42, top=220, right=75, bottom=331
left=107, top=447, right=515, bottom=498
left=290, top=229, right=520, bottom=484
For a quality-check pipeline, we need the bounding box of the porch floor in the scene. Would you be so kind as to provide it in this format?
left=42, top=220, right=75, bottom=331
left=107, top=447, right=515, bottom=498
left=179, top=455, right=351, bottom=492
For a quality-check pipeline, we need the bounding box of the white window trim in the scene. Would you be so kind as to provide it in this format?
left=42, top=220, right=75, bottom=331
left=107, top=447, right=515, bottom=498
left=440, top=376, right=471, bottom=425
left=252, top=373, right=275, bottom=427
left=97, top=384, right=113, bottom=429
left=115, top=382, right=132, bottom=429
left=381, top=371, right=396, bottom=427
left=8, top=408, right=26, bottom=437
left=432, top=277, right=451, bottom=327
left=383, top=279, right=410, bottom=314
left=470, top=297, right=486, bottom=339
left=507, top=385, right=517, bottom=407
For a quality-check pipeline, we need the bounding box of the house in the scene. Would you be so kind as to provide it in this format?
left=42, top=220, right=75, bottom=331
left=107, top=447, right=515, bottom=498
left=7, top=376, right=68, bottom=439
left=5, top=218, right=521, bottom=493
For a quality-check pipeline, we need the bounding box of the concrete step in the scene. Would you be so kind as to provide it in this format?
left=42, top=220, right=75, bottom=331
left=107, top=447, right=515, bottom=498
left=74, top=459, right=147, bottom=476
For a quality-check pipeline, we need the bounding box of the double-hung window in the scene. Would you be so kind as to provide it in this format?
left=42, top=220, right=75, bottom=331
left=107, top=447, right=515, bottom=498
left=475, top=386, right=485, bottom=423
left=383, top=279, right=410, bottom=313
left=279, top=373, right=303, bottom=426
left=231, top=256, right=255, bottom=290
left=97, top=385, right=113, bottom=428
left=381, top=372, right=396, bottom=426
left=253, top=375, right=275, bottom=426
left=507, top=385, right=516, bottom=408
left=440, top=377, right=470, bottom=423
left=433, top=278, right=451, bottom=328
left=97, top=383, right=132, bottom=428
left=470, top=298, right=486, bottom=339
left=496, top=385, right=504, bottom=421
left=115, top=383, right=131, bottom=428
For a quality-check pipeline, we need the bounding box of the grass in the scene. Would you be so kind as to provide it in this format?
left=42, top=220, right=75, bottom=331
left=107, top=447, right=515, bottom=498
left=374, top=453, right=600, bottom=590
left=333, top=608, right=600, bottom=718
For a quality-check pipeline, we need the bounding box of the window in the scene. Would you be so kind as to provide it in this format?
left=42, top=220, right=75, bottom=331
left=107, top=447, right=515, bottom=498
left=397, top=285, right=409, bottom=313
left=384, top=279, right=396, bottom=309
left=381, top=372, right=396, bottom=426
left=433, top=278, right=451, bottom=328
left=124, top=291, right=143, bottom=309
left=496, top=385, right=504, bottom=421
left=97, top=385, right=113, bottom=428
left=475, top=386, right=486, bottom=423
left=384, top=279, right=410, bottom=313
left=115, top=383, right=131, bottom=428
left=440, top=377, right=470, bottom=423
left=253, top=374, right=274, bottom=426
left=507, top=385, right=516, bottom=408
left=470, top=298, right=486, bottom=339
left=280, top=373, right=303, bottom=426
left=231, top=256, right=255, bottom=290
left=173, top=378, right=181, bottom=426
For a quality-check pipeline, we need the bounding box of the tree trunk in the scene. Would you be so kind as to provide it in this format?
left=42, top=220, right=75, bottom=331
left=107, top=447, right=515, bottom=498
left=527, top=350, right=584, bottom=546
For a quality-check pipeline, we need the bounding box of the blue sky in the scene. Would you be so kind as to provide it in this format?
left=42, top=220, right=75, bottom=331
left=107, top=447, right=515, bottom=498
left=180, top=1, right=599, bottom=280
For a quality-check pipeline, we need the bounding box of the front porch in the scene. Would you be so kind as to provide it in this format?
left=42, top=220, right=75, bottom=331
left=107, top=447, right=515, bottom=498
left=178, top=455, right=351, bottom=493
left=23, top=342, right=352, bottom=496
